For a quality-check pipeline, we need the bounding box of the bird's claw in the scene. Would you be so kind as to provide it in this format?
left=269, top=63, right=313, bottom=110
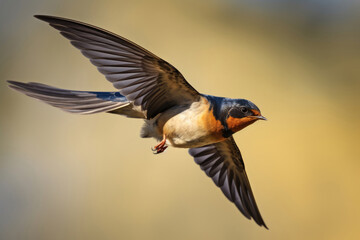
left=152, top=145, right=168, bottom=154
left=152, top=134, right=168, bottom=154
left=152, top=138, right=168, bottom=154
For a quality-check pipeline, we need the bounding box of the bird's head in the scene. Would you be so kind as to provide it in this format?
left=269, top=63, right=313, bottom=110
left=225, top=99, right=266, bottom=133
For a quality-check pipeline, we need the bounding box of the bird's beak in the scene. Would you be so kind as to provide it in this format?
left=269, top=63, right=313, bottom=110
left=253, top=115, right=267, bottom=121
left=249, top=110, right=267, bottom=121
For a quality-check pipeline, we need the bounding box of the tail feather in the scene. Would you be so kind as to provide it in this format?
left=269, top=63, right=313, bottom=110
left=7, top=81, right=142, bottom=115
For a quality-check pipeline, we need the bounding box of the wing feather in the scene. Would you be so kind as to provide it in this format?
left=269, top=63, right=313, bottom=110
left=35, top=15, right=200, bottom=119
left=189, top=136, right=268, bottom=228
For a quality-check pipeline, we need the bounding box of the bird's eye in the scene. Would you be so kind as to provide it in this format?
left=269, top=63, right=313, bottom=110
left=240, top=107, right=248, bottom=113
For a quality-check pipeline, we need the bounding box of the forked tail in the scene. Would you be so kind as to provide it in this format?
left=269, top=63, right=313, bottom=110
left=7, top=81, right=144, bottom=118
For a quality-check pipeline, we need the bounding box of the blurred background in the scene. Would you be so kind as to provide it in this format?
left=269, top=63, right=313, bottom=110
left=1, top=0, right=360, bottom=239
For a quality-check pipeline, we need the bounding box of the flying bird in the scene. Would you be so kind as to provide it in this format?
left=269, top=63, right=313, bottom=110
left=8, top=15, right=268, bottom=228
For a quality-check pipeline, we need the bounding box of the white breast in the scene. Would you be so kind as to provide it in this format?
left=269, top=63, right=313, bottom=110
left=160, top=98, right=217, bottom=148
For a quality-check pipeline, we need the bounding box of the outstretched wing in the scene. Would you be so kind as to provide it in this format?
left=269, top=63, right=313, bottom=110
left=35, top=15, right=200, bottom=119
left=189, top=136, right=267, bottom=228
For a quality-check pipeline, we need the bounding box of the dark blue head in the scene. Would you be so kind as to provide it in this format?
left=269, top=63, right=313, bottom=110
left=203, top=95, right=266, bottom=137
left=225, top=98, right=266, bottom=135
left=227, top=99, right=265, bottom=120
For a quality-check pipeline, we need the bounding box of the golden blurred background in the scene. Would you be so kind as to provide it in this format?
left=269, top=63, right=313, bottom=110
left=1, top=0, right=360, bottom=239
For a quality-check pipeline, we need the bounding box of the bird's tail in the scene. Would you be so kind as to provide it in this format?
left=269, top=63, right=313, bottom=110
left=7, top=81, right=144, bottom=117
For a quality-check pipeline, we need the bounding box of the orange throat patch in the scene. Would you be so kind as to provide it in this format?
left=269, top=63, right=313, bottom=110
left=201, top=109, right=225, bottom=141
left=197, top=98, right=226, bottom=142
left=226, top=116, right=258, bottom=133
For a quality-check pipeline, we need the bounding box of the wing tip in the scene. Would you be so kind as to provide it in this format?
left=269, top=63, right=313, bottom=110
left=257, top=219, right=268, bottom=230
left=34, top=15, right=71, bottom=24
left=34, top=15, right=62, bottom=21
left=34, top=14, right=53, bottom=22
left=261, top=222, right=269, bottom=230
left=252, top=214, right=268, bottom=229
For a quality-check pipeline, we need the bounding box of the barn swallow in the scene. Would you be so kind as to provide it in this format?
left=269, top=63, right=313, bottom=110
left=8, top=15, right=268, bottom=228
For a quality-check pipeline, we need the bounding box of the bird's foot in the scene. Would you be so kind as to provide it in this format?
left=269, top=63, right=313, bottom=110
left=152, top=145, right=168, bottom=154
left=152, top=135, right=168, bottom=154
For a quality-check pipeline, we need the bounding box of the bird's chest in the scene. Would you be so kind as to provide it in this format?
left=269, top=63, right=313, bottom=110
left=159, top=100, right=226, bottom=148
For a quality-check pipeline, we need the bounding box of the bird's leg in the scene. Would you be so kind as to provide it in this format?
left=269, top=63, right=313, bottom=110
left=152, top=135, right=168, bottom=154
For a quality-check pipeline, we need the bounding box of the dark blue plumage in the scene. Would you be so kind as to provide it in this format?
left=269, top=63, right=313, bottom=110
left=91, top=91, right=127, bottom=102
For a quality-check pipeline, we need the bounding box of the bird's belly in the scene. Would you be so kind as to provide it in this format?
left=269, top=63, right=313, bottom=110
left=160, top=100, right=225, bottom=148
left=164, top=120, right=214, bottom=148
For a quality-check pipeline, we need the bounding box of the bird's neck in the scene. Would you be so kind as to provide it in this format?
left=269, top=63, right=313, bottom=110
left=202, top=95, right=234, bottom=138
